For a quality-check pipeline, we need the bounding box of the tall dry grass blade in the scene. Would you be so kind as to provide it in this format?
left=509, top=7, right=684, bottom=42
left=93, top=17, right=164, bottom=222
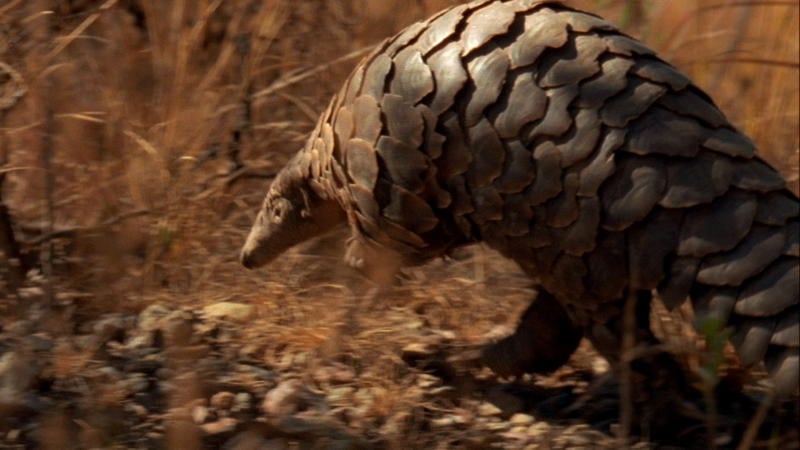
left=41, top=0, right=119, bottom=71
left=698, top=1, right=798, bottom=12
left=707, top=2, right=752, bottom=93
left=54, top=112, right=107, bottom=124
left=0, top=0, right=22, bottom=18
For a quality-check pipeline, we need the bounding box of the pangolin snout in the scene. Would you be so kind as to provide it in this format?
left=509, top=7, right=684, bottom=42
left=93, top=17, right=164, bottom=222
left=240, top=248, right=256, bottom=269
left=239, top=222, right=270, bottom=270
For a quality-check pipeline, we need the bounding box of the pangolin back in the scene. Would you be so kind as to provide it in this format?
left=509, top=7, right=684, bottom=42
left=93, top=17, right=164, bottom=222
left=252, top=0, right=800, bottom=395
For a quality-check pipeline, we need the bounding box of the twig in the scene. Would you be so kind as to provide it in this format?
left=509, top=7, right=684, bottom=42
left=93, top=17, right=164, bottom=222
left=39, top=3, right=56, bottom=305
left=21, top=208, right=151, bottom=246
left=736, top=390, right=775, bottom=450
left=251, top=46, right=373, bottom=102
left=619, top=290, right=637, bottom=443
left=0, top=62, right=28, bottom=111
left=705, top=58, right=800, bottom=69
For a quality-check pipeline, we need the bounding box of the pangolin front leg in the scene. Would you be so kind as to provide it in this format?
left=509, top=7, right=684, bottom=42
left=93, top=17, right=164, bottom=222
left=481, top=288, right=583, bottom=377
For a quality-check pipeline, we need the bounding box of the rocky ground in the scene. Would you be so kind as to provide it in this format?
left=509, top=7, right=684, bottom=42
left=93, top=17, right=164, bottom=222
left=1, top=249, right=797, bottom=450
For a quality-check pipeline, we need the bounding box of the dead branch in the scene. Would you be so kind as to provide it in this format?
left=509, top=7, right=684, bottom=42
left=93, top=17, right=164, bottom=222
left=224, top=164, right=278, bottom=188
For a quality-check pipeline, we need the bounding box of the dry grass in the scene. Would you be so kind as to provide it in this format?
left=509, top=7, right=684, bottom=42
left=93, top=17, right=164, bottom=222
left=0, top=0, right=798, bottom=448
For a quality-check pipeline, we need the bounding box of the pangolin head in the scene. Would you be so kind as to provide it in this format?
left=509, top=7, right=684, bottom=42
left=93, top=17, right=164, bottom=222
left=240, top=156, right=345, bottom=269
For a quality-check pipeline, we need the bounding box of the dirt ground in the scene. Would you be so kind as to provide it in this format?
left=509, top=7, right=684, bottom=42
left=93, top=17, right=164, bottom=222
left=0, top=1, right=798, bottom=449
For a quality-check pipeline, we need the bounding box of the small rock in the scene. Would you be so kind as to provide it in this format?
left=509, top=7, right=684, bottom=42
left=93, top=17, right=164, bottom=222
left=74, top=335, right=97, bottom=351
left=127, top=403, right=148, bottom=418
left=428, top=386, right=456, bottom=397
left=124, top=373, right=150, bottom=394
left=161, top=310, right=194, bottom=346
left=200, top=417, right=238, bottom=435
left=6, top=429, right=20, bottom=441
left=165, top=406, right=192, bottom=421
left=486, top=421, right=510, bottom=431
left=380, top=411, right=412, bottom=437
left=563, top=423, right=590, bottom=434
left=430, top=415, right=458, bottom=428
left=292, top=352, right=309, bottom=366
left=477, top=402, right=502, bottom=417
left=233, top=392, right=252, bottom=412
left=416, top=374, right=441, bottom=389
left=526, top=422, right=551, bottom=437
left=559, top=423, right=608, bottom=446
left=93, top=314, right=133, bottom=344
left=484, top=324, right=514, bottom=341
left=592, top=357, right=610, bottom=374
left=431, top=329, right=456, bottom=341
left=313, top=363, right=355, bottom=384
left=327, top=386, right=355, bottom=405
left=510, top=425, right=528, bottom=435
left=194, top=321, right=218, bottom=338
left=401, top=342, right=436, bottom=360
left=203, top=302, right=255, bottom=321
left=261, top=438, right=292, bottom=450
left=138, top=303, right=172, bottom=331
left=262, top=379, right=304, bottom=416
left=159, top=380, right=175, bottom=395
left=510, top=413, right=535, bottom=426
left=145, top=431, right=162, bottom=440
left=210, top=391, right=236, bottom=410
left=430, top=413, right=469, bottom=428
left=0, top=351, right=39, bottom=394
left=714, top=434, right=733, bottom=446
left=225, top=431, right=290, bottom=450
left=18, top=285, right=44, bottom=298
left=97, top=366, right=121, bottom=379
left=26, top=333, right=54, bottom=352
left=239, top=344, right=262, bottom=360
left=125, top=333, right=153, bottom=349
left=353, top=389, right=374, bottom=409
left=235, top=363, right=274, bottom=379
left=369, top=386, right=389, bottom=404
left=192, top=405, right=210, bottom=424
left=155, top=367, right=173, bottom=380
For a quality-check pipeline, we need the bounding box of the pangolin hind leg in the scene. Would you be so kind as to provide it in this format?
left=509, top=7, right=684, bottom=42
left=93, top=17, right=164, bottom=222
left=584, top=290, right=702, bottom=432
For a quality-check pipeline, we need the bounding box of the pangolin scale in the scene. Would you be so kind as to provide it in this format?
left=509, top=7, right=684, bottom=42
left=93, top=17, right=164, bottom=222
left=241, top=0, right=800, bottom=397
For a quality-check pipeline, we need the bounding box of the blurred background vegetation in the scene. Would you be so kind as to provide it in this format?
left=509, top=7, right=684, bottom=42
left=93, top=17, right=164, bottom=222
left=0, top=0, right=797, bottom=306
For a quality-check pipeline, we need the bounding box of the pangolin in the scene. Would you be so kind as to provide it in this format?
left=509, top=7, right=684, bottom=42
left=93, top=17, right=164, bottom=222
left=240, top=0, right=800, bottom=397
